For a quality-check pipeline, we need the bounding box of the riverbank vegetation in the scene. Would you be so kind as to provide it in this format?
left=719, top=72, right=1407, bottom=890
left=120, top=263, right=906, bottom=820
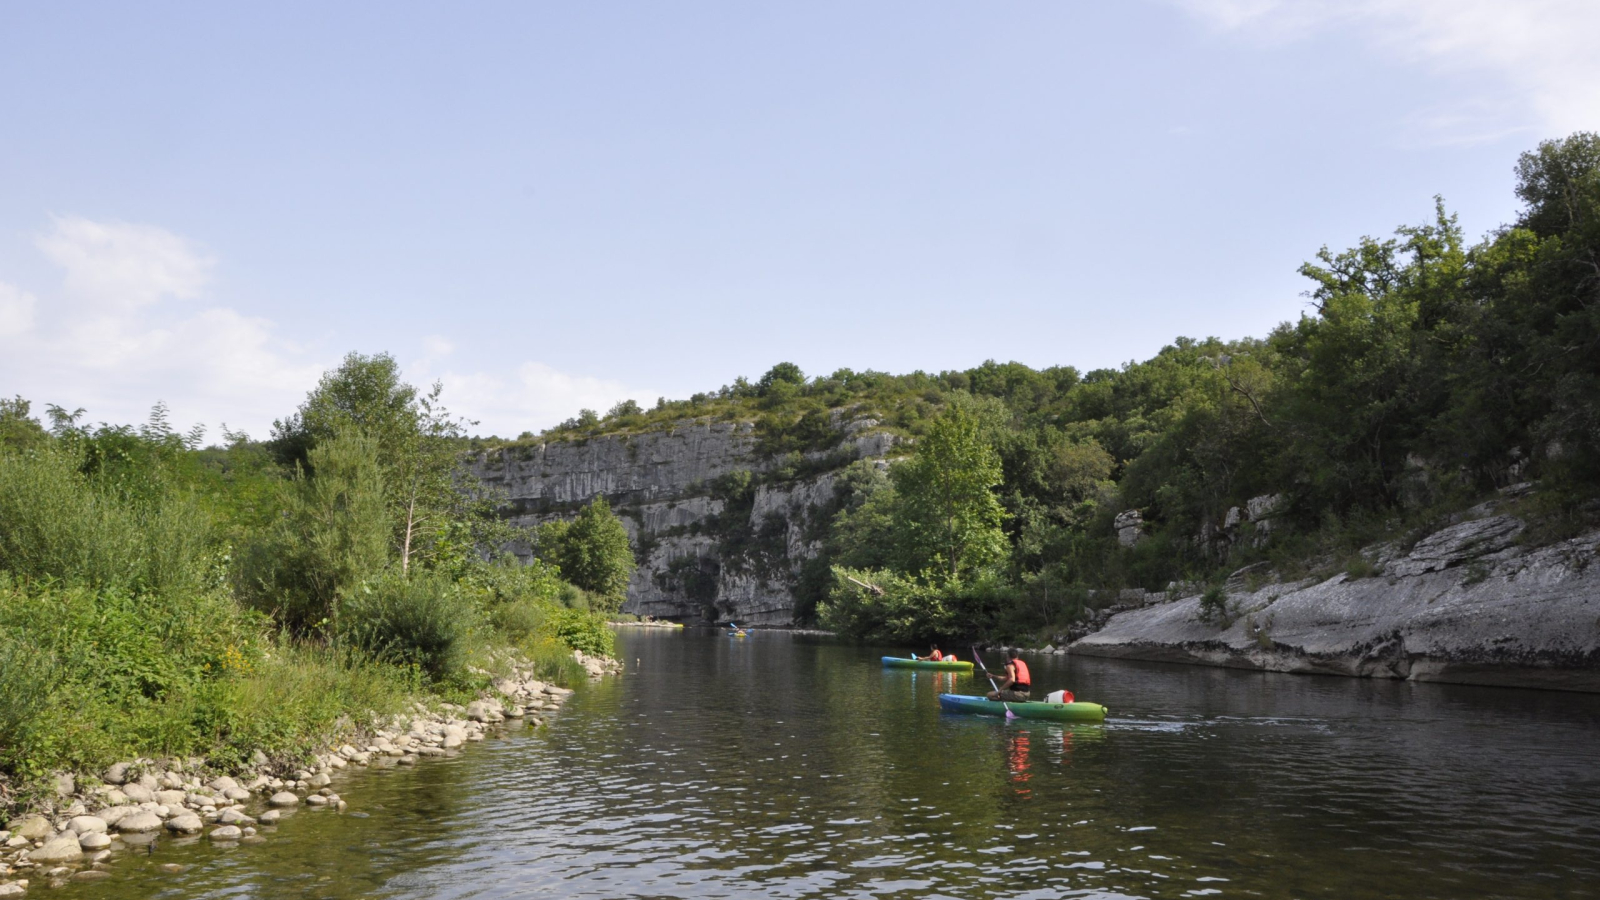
left=0, top=357, right=627, bottom=808
left=810, top=133, right=1600, bottom=642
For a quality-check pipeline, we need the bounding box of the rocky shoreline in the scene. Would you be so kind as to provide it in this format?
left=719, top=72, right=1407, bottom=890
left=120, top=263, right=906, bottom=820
left=0, top=651, right=621, bottom=895
left=1068, top=517, right=1600, bottom=693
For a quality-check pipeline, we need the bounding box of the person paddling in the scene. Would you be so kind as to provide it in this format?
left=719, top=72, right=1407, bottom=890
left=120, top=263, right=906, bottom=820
left=985, top=649, right=1031, bottom=702
left=914, top=644, right=944, bottom=661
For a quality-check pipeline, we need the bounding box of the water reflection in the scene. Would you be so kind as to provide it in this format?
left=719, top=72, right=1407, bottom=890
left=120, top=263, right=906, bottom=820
left=57, top=629, right=1600, bottom=900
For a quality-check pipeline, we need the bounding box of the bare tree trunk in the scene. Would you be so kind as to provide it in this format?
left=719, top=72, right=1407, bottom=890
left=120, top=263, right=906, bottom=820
left=401, top=488, right=417, bottom=576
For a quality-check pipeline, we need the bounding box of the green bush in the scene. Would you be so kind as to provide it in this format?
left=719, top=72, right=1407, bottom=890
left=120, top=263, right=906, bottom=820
left=340, top=573, right=480, bottom=682
left=0, top=446, right=211, bottom=596
left=556, top=582, right=592, bottom=612
left=487, top=598, right=551, bottom=643
left=236, top=429, right=390, bottom=634
left=1197, top=585, right=1230, bottom=625
left=0, top=634, right=57, bottom=775
left=550, top=607, right=614, bottom=657
left=818, top=566, right=1017, bottom=643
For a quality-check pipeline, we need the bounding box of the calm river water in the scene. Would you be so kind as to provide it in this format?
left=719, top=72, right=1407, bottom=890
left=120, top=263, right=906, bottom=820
left=62, top=629, right=1600, bottom=899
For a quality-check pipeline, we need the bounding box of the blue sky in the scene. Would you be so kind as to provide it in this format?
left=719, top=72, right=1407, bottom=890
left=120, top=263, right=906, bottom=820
left=2, top=1, right=1597, bottom=438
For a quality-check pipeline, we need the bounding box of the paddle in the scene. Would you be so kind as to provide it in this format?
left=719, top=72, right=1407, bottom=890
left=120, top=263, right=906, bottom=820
left=970, top=645, right=1017, bottom=720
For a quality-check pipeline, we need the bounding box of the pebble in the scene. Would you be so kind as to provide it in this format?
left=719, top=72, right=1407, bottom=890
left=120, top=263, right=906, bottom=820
left=259, top=810, right=281, bottom=825
left=268, top=792, right=300, bottom=807
left=79, top=832, right=111, bottom=851
left=209, top=826, right=243, bottom=841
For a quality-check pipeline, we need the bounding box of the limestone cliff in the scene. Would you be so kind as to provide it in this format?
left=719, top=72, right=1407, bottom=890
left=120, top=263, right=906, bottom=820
left=1070, top=514, right=1600, bottom=693
left=471, top=419, right=897, bottom=625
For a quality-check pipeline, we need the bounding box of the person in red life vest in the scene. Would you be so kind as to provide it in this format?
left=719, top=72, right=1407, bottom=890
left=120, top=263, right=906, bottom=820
left=914, top=644, right=943, bottom=661
left=986, top=649, right=1031, bottom=702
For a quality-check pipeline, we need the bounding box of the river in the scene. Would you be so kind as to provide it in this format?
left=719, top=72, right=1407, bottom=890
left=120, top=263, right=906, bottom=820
left=61, top=629, right=1600, bottom=899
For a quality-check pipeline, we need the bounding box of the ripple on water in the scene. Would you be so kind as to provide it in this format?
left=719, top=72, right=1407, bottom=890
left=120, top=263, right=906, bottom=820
left=49, top=632, right=1600, bottom=900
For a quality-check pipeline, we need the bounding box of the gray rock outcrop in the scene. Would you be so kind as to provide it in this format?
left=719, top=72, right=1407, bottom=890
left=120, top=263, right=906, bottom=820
left=471, top=417, right=898, bottom=625
left=1072, top=521, right=1600, bottom=692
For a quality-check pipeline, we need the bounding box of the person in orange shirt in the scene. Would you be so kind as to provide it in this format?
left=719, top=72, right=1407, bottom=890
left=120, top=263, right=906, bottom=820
left=914, top=644, right=943, bottom=661
left=986, top=649, right=1031, bottom=702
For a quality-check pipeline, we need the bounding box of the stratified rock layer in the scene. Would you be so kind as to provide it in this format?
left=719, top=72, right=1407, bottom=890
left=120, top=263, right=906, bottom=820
left=1071, top=521, right=1600, bottom=692
left=472, top=419, right=897, bottom=625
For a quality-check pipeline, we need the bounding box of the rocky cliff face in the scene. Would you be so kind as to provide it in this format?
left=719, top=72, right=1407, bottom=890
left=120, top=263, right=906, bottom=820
left=471, top=420, right=897, bottom=625
left=1071, top=514, right=1600, bottom=693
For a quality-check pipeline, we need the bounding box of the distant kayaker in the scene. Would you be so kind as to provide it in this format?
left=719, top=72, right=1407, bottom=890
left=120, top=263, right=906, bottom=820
left=915, top=644, right=944, bottom=661
left=986, top=649, right=1031, bottom=702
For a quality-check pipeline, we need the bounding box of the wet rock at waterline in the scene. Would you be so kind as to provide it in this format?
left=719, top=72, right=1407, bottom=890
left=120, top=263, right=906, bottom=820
left=27, top=833, right=83, bottom=863
left=165, top=814, right=204, bottom=834
left=114, top=812, right=163, bottom=833
left=216, top=808, right=255, bottom=826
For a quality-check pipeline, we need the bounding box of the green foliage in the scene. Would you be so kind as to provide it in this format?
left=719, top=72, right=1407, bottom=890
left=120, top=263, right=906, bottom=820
left=535, top=498, right=636, bottom=610
left=0, top=397, right=49, bottom=452
left=550, top=607, right=615, bottom=657
left=1197, top=585, right=1230, bottom=625
left=268, top=351, right=417, bottom=470
left=237, top=429, right=391, bottom=634
left=0, top=633, right=58, bottom=774
left=0, top=443, right=212, bottom=597
left=0, top=357, right=622, bottom=796
left=889, top=398, right=1009, bottom=579
left=758, top=362, right=806, bottom=395
left=340, top=572, right=480, bottom=683
left=818, top=566, right=1017, bottom=643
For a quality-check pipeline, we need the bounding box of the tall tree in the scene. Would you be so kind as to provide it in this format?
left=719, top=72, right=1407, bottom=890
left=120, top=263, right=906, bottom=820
left=392, top=382, right=473, bottom=574
left=890, top=398, right=1008, bottom=580
left=537, top=498, right=635, bottom=610
left=269, top=352, right=418, bottom=471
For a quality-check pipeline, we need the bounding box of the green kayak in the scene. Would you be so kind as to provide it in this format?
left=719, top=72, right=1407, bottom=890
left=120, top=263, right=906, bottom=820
left=939, top=692, right=1107, bottom=723
left=882, top=656, right=974, bottom=672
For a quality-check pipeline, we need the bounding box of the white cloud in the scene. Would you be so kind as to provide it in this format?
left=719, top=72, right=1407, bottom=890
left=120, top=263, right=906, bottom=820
left=422, top=335, right=456, bottom=359
left=0, top=283, right=37, bottom=338
left=2, top=215, right=652, bottom=441
left=417, top=360, right=655, bottom=438
left=1169, top=0, right=1600, bottom=142
left=36, top=215, right=214, bottom=308
left=1, top=216, right=321, bottom=439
